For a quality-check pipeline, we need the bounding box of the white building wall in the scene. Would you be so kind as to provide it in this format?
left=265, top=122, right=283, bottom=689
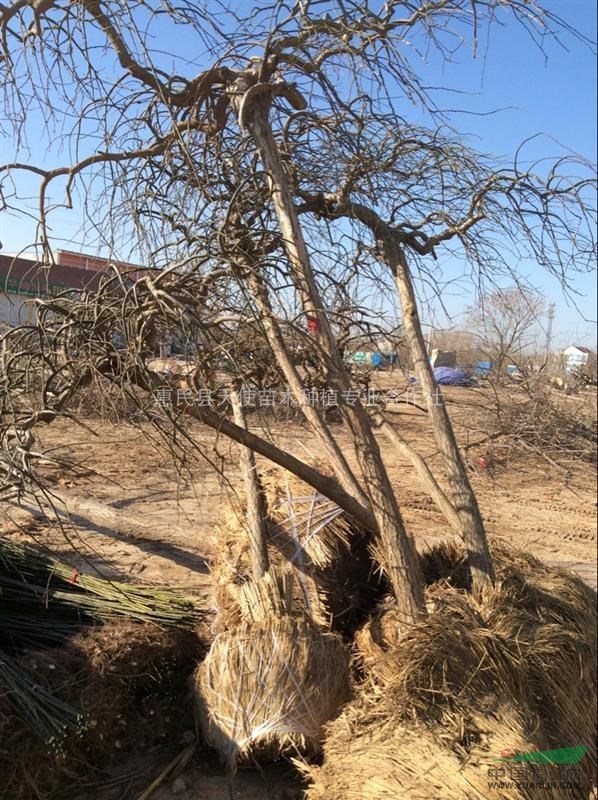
left=0, top=292, right=38, bottom=326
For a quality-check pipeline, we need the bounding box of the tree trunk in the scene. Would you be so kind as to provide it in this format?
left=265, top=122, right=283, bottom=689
left=230, top=386, right=270, bottom=580
left=385, top=238, right=495, bottom=590
left=243, top=265, right=369, bottom=510
left=370, top=410, right=461, bottom=532
left=339, top=404, right=426, bottom=622
left=294, top=194, right=496, bottom=591
left=233, top=83, right=426, bottom=622
left=165, top=376, right=378, bottom=530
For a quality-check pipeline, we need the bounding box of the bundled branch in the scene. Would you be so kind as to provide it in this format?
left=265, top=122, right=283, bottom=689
left=498, top=399, right=595, bottom=462
left=0, top=536, right=202, bottom=650
left=0, top=535, right=203, bottom=750
left=1, top=619, right=205, bottom=800
left=0, top=652, right=83, bottom=748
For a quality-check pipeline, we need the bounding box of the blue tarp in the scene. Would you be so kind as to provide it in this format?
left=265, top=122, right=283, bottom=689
left=411, top=367, right=475, bottom=386
left=433, top=367, right=474, bottom=386
left=372, top=352, right=398, bottom=367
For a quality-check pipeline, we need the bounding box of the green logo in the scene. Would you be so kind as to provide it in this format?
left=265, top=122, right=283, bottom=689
left=495, top=746, right=588, bottom=765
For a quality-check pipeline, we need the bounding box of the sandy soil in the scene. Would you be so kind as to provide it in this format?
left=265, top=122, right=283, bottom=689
left=1, top=382, right=596, bottom=798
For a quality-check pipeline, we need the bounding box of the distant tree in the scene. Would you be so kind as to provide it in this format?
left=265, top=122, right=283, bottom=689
left=466, top=288, right=547, bottom=376
left=428, top=329, right=486, bottom=371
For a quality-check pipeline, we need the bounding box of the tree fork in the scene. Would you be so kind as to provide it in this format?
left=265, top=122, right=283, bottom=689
left=233, top=80, right=426, bottom=621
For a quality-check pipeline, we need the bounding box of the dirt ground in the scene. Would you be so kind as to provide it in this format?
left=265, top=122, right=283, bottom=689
left=1, top=381, right=596, bottom=798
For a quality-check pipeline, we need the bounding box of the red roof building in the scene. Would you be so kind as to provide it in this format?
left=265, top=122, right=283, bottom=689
left=0, top=251, right=141, bottom=326
left=54, top=249, right=144, bottom=281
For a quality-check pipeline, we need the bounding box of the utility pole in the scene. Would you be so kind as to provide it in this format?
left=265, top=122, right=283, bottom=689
left=545, top=303, right=556, bottom=365
left=426, top=308, right=436, bottom=358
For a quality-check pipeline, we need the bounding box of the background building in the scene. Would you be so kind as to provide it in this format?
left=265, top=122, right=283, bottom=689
left=559, top=345, right=596, bottom=376
left=0, top=251, right=141, bottom=327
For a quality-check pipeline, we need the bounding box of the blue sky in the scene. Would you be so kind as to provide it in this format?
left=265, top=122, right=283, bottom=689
left=416, top=0, right=597, bottom=346
left=1, top=0, right=596, bottom=347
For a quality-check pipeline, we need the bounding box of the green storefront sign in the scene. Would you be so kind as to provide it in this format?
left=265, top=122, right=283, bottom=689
left=0, top=275, right=72, bottom=298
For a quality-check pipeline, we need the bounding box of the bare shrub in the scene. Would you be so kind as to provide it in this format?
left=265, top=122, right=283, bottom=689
left=460, top=376, right=597, bottom=474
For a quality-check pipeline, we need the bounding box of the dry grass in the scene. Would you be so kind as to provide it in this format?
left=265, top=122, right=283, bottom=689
left=260, top=465, right=358, bottom=570
left=200, top=466, right=357, bottom=771
left=195, top=608, right=350, bottom=770
left=303, top=704, right=538, bottom=799
left=210, top=464, right=385, bottom=636
left=307, top=541, right=597, bottom=799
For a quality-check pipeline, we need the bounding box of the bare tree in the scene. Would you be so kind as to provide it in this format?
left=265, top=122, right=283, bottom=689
left=1, top=1, right=596, bottom=620
left=428, top=330, right=484, bottom=371
left=466, top=287, right=547, bottom=376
